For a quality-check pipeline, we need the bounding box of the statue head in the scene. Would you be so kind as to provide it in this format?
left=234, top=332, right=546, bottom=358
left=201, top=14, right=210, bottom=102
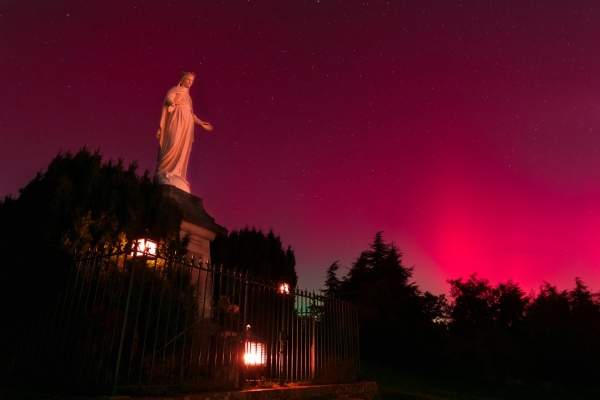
left=179, top=71, right=196, bottom=88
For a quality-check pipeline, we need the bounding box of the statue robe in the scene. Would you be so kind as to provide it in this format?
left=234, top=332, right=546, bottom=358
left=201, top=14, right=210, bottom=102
left=155, top=86, right=196, bottom=193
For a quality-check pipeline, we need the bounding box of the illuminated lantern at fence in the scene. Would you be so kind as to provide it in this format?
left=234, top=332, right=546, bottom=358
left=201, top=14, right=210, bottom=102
left=279, top=282, right=290, bottom=294
left=244, top=341, right=266, bottom=366
left=244, top=324, right=266, bottom=367
left=131, top=238, right=157, bottom=258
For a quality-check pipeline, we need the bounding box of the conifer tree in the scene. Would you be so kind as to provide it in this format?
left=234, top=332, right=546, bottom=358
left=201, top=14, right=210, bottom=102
left=322, top=261, right=342, bottom=296
left=210, top=226, right=298, bottom=287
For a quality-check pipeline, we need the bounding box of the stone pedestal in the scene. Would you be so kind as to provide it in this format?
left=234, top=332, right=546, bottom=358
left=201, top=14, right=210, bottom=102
left=161, top=185, right=227, bottom=319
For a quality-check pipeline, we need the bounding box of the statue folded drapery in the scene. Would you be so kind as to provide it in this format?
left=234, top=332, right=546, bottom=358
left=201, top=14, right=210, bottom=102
left=155, top=72, right=212, bottom=193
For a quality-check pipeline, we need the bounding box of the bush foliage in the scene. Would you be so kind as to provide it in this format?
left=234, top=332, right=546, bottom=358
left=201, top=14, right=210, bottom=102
left=0, top=148, right=185, bottom=367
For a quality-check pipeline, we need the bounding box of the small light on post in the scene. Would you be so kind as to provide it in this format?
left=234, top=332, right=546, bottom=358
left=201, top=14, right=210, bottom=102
left=279, top=282, right=290, bottom=294
left=244, top=341, right=266, bottom=366
left=277, top=282, right=290, bottom=384
left=132, top=238, right=157, bottom=258
left=243, top=324, right=266, bottom=384
left=244, top=324, right=266, bottom=366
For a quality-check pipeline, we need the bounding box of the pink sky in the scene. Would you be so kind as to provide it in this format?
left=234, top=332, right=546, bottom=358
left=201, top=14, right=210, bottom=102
left=2, top=1, right=600, bottom=295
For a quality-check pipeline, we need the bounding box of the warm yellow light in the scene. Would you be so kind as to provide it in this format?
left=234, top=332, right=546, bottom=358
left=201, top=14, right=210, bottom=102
left=279, top=283, right=289, bottom=294
left=132, top=239, right=157, bottom=257
left=244, top=341, right=266, bottom=366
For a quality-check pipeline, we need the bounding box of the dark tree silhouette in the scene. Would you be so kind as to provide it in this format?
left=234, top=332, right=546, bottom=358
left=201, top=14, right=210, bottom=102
left=522, top=279, right=600, bottom=385
left=322, top=260, right=342, bottom=296
left=210, top=226, right=298, bottom=288
left=446, top=275, right=529, bottom=382
left=0, top=148, right=185, bottom=376
left=448, top=274, right=497, bottom=330
left=447, top=275, right=529, bottom=330
left=331, top=232, right=448, bottom=372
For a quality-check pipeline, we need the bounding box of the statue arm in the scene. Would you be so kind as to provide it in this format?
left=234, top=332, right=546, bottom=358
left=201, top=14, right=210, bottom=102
left=165, top=90, right=177, bottom=113
left=193, top=114, right=213, bottom=131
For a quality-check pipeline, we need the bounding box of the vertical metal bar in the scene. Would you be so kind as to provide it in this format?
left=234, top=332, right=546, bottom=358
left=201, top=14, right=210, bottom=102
left=218, top=269, right=229, bottom=382
left=297, top=291, right=302, bottom=381
left=168, top=259, right=184, bottom=381
left=224, top=270, right=234, bottom=382
left=231, top=270, right=240, bottom=382
left=303, top=291, right=308, bottom=380
left=347, top=298, right=353, bottom=376
left=255, top=282, right=263, bottom=379
left=89, top=251, right=111, bottom=384
left=111, top=249, right=136, bottom=395
left=331, top=295, right=336, bottom=365
left=137, top=252, right=159, bottom=385
left=229, top=270, right=239, bottom=382
left=79, top=253, right=105, bottom=383
left=198, top=261, right=211, bottom=381
left=185, top=261, right=201, bottom=383
left=278, top=287, right=284, bottom=384
left=325, top=294, right=330, bottom=379
left=318, top=291, right=324, bottom=379
left=94, top=251, right=122, bottom=384
left=286, top=290, right=291, bottom=382
left=292, top=289, right=301, bottom=381
left=45, top=253, right=81, bottom=378
left=240, top=272, right=249, bottom=387
left=72, top=251, right=102, bottom=382
left=126, top=254, right=149, bottom=386
left=268, top=285, right=276, bottom=380
left=212, top=265, right=223, bottom=381
left=354, top=303, right=360, bottom=379
left=53, top=249, right=87, bottom=377
left=179, top=260, right=194, bottom=385
left=345, top=299, right=351, bottom=371
left=311, top=297, right=315, bottom=380
left=159, top=259, right=177, bottom=385
left=340, top=297, right=346, bottom=363
left=150, top=255, right=169, bottom=386
left=229, top=269, right=238, bottom=382
left=234, top=271, right=243, bottom=382
left=105, top=252, right=130, bottom=386
left=334, top=295, right=340, bottom=364
left=258, top=282, right=264, bottom=377
left=289, top=290, right=293, bottom=382
left=334, top=295, right=339, bottom=376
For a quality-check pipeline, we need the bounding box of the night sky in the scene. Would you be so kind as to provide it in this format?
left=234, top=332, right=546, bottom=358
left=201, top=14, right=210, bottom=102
left=3, top=1, right=600, bottom=295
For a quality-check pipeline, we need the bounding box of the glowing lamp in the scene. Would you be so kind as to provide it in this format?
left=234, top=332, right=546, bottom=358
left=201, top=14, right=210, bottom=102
left=244, top=341, right=266, bottom=366
left=132, top=238, right=157, bottom=257
left=279, top=282, right=290, bottom=294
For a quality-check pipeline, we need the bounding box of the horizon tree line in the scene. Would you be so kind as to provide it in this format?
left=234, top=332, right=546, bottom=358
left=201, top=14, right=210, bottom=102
left=322, top=232, right=600, bottom=387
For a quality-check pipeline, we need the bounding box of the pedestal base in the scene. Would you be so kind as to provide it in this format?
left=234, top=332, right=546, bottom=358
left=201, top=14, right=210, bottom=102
left=155, top=173, right=191, bottom=193
left=160, top=184, right=228, bottom=319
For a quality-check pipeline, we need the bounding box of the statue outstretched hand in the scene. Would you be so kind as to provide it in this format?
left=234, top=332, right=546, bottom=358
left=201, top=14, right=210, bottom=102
left=199, top=121, right=213, bottom=131
left=193, top=116, right=213, bottom=131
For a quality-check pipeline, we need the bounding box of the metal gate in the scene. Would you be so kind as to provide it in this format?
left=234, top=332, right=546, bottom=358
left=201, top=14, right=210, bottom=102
left=6, top=242, right=359, bottom=396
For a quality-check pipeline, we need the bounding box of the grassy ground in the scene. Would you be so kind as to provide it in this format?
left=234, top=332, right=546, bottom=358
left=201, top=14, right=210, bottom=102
left=360, top=363, right=600, bottom=400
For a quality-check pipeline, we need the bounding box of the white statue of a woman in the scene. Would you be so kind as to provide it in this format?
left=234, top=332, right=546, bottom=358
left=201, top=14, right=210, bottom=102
left=155, top=72, right=213, bottom=193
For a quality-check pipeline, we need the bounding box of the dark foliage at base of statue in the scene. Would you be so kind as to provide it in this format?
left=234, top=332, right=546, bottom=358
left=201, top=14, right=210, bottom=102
left=0, top=148, right=185, bottom=382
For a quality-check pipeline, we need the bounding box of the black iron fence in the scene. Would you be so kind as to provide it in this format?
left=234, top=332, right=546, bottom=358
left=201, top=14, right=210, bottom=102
left=4, top=242, right=359, bottom=396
